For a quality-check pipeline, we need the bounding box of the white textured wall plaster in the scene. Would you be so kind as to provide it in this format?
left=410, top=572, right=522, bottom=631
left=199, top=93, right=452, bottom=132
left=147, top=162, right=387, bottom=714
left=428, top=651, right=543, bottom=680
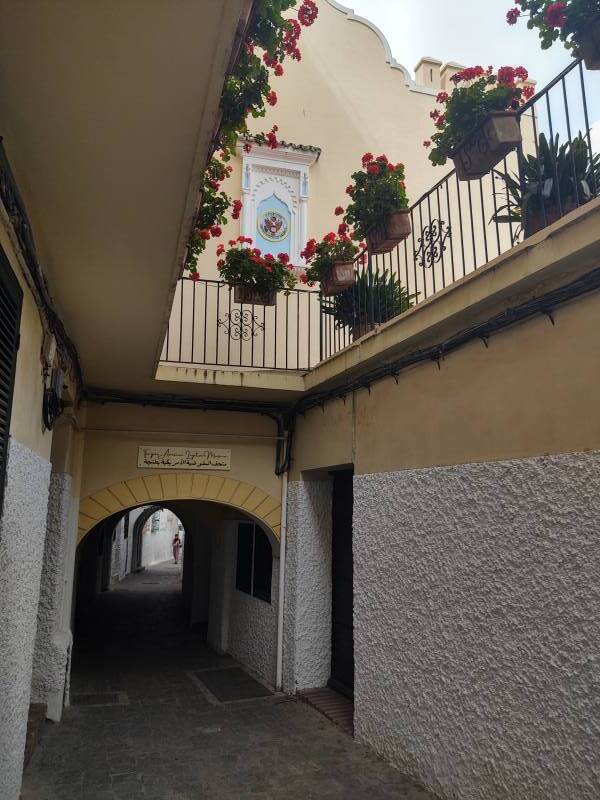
left=0, top=438, right=51, bottom=800
left=228, top=558, right=279, bottom=685
left=353, top=452, right=600, bottom=800
left=284, top=480, right=332, bottom=693
left=31, top=472, right=74, bottom=721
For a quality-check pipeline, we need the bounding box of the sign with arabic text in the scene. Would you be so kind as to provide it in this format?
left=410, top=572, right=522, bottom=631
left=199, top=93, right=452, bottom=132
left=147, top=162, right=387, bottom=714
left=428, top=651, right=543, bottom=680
left=137, top=446, right=231, bottom=471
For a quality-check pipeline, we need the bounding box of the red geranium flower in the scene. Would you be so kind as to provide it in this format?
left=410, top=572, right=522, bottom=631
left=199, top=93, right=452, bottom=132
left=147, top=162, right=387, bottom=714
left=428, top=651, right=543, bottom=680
left=232, top=199, right=243, bottom=220
left=298, top=0, right=318, bottom=26
left=506, top=7, right=520, bottom=24
left=210, top=225, right=222, bottom=237
left=199, top=229, right=211, bottom=240
left=216, top=244, right=225, bottom=256
left=345, top=185, right=354, bottom=195
left=367, top=163, right=380, bottom=175
left=267, top=91, right=278, bottom=106
left=190, top=271, right=201, bottom=281
left=334, top=206, right=345, bottom=215
left=361, top=152, right=374, bottom=166
left=545, top=1, right=567, bottom=28
left=278, top=253, right=290, bottom=264
left=274, top=64, right=284, bottom=77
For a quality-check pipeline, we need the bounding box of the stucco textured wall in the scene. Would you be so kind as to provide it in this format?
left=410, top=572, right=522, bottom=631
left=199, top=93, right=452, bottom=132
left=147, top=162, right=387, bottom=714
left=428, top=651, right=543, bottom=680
left=353, top=452, right=600, bottom=800
left=31, top=472, right=73, bottom=721
left=228, top=560, right=279, bottom=685
left=284, top=480, right=332, bottom=693
left=0, top=438, right=51, bottom=800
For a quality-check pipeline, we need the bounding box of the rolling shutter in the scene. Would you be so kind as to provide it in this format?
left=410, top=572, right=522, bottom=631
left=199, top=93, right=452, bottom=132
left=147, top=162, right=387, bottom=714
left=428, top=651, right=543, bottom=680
left=0, top=246, right=23, bottom=516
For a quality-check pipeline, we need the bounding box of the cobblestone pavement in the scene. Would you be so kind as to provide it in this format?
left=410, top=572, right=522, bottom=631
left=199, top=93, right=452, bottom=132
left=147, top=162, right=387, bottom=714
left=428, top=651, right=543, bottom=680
left=22, top=562, right=437, bottom=800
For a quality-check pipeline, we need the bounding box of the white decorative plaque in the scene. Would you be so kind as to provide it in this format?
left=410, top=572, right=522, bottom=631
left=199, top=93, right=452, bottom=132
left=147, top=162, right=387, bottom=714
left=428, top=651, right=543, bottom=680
left=137, top=446, right=231, bottom=471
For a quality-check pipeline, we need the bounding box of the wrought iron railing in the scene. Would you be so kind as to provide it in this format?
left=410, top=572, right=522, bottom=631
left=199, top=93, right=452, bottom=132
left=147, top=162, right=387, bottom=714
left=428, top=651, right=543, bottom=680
left=163, top=58, right=600, bottom=371
left=161, top=278, right=321, bottom=370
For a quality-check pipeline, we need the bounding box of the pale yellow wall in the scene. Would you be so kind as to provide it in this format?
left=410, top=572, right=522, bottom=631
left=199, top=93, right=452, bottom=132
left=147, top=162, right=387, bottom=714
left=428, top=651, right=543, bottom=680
left=78, top=403, right=283, bottom=541
left=186, top=0, right=452, bottom=286
left=291, top=282, right=600, bottom=480
left=0, top=217, right=52, bottom=461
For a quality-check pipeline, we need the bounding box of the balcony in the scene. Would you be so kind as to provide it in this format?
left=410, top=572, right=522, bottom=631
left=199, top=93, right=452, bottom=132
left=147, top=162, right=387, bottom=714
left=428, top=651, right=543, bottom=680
left=159, top=58, right=600, bottom=391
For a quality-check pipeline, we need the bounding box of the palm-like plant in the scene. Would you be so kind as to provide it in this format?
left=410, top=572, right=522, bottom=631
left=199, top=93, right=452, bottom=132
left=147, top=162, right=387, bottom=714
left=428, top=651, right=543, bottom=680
left=493, top=132, right=600, bottom=239
left=320, top=268, right=415, bottom=332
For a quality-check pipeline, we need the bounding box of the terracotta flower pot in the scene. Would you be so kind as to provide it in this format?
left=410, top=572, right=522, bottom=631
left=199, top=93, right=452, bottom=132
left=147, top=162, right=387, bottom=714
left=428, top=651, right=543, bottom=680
left=233, top=285, right=277, bottom=306
left=450, top=111, right=522, bottom=181
left=351, top=314, right=374, bottom=340
left=524, top=199, right=577, bottom=239
left=320, top=261, right=355, bottom=297
left=366, top=210, right=412, bottom=255
left=575, top=16, right=600, bottom=70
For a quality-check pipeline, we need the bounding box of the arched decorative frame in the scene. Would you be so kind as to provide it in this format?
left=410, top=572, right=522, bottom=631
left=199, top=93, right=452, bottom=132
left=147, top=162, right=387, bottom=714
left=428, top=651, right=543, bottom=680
left=78, top=472, right=282, bottom=546
left=238, top=142, right=319, bottom=266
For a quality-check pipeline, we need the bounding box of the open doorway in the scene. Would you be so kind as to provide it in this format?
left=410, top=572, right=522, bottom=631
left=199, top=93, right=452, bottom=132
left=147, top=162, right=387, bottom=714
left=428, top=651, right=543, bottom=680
left=329, top=469, right=355, bottom=698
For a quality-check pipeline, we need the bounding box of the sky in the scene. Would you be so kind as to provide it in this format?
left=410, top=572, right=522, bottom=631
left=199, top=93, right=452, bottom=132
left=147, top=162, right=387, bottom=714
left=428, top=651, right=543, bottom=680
left=347, top=0, right=568, bottom=86
left=347, top=0, right=600, bottom=142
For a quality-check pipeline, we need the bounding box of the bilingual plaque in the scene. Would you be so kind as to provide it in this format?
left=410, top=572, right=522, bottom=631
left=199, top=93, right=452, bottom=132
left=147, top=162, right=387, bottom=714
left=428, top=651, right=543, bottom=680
left=137, top=446, right=231, bottom=471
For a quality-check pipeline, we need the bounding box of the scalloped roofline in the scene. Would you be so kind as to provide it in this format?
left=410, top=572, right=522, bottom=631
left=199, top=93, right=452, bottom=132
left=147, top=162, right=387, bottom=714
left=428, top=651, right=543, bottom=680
left=325, top=0, right=414, bottom=87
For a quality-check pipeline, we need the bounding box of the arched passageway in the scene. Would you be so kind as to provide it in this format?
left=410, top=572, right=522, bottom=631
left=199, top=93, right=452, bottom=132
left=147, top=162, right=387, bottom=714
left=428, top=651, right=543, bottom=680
left=73, top=498, right=280, bottom=694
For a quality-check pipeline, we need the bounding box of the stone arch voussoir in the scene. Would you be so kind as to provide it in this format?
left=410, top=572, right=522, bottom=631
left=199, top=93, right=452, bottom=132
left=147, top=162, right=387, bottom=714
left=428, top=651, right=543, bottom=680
left=77, top=473, right=282, bottom=545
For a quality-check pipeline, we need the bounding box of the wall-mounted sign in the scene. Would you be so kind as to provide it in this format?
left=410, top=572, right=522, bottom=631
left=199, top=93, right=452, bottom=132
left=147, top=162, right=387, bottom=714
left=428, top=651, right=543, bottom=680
left=137, top=446, right=231, bottom=471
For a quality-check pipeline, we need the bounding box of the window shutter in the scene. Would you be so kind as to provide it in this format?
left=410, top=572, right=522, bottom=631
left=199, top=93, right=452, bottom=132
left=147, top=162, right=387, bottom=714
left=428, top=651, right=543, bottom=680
left=0, top=247, right=23, bottom=517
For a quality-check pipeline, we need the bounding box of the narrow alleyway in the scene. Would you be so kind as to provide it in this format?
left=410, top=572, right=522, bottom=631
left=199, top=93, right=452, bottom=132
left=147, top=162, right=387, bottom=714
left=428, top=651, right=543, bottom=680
left=22, top=562, right=436, bottom=800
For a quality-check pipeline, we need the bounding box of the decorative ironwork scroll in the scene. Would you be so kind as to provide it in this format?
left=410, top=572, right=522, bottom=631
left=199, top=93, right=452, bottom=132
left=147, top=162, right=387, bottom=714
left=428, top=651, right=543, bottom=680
left=218, top=309, right=265, bottom=341
left=414, top=219, right=451, bottom=269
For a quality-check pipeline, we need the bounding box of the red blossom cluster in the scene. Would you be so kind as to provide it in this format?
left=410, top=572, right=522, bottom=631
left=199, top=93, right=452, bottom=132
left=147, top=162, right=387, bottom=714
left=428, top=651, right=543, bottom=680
left=298, top=0, right=319, bottom=26
left=545, top=1, right=567, bottom=27
left=267, top=91, right=278, bottom=107
left=232, top=199, right=243, bottom=220
left=360, top=153, right=404, bottom=177
left=507, top=6, right=521, bottom=24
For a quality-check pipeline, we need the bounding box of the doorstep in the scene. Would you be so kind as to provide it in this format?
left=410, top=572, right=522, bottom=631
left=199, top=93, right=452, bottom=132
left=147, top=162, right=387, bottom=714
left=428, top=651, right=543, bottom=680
left=299, top=687, right=354, bottom=735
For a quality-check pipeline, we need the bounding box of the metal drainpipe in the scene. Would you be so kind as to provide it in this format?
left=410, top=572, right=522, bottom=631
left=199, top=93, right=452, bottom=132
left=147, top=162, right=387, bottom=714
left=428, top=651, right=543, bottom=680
left=275, top=457, right=289, bottom=692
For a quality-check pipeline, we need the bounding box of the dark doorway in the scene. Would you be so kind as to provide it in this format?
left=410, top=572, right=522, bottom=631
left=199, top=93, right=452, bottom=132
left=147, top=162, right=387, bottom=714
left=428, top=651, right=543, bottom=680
left=329, top=469, right=354, bottom=698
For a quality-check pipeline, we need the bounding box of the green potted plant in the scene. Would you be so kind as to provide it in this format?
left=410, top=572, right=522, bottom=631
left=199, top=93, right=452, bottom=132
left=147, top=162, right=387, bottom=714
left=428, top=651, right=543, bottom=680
left=424, top=66, right=534, bottom=181
left=342, top=155, right=411, bottom=255
left=492, top=132, right=600, bottom=238
left=217, top=237, right=297, bottom=305
left=301, top=230, right=365, bottom=296
left=320, top=268, right=415, bottom=339
left=506, top=1, right=600, bottom=70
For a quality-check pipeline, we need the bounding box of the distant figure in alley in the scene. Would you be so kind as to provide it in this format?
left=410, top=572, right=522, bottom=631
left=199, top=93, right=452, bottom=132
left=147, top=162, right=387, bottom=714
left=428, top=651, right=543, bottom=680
left=172, top=532, right=182, bottom=564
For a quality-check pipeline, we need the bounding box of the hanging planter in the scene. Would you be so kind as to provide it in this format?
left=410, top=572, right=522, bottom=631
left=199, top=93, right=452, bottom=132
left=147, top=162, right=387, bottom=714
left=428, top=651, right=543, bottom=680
left=450, top=111, right=523, bottom=181
left=216, top=237, right=297, bottom=307
left=234, top=285, right=277, bottom=306
left=366, top=210, right=412, bottom=254
left=320, top=261, right=355, bottom=296
left=301, top=231, right=363, bottom=296
left=575, top=15, right=600, bottom=69
left=340, top=155, right=411, bottom=255
left=425, top=66, right=533, bottom=181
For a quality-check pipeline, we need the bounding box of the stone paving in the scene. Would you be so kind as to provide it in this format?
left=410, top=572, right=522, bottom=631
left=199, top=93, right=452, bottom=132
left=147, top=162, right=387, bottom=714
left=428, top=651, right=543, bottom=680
left=22, top=562, right=437, bottom=800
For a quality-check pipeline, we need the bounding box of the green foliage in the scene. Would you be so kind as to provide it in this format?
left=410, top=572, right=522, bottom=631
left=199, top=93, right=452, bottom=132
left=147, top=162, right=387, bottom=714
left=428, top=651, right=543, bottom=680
left=320, top=268, right=415, bottom=329
left=513, top=1, right=600, bottom=52
left=343, top=158, right=409, bottom=241
left=492, top=132, right=600, bottom=235
left=218, top=244, right=297, bottom=293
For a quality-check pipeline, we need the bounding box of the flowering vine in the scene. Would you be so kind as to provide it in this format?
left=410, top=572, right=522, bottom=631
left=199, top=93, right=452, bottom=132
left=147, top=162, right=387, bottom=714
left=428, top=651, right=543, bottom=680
left=185, top=0, right=319, bottom=278
left=506, top=1, right=600, bottom=52
left=424, top=66, right=534, bottom=167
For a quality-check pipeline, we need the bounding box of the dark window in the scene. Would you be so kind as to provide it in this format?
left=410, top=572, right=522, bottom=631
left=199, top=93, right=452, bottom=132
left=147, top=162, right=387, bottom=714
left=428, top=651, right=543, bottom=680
left=235, top=522, right=253, bottom=595
left=0, top=247, right=23, bottom=517
left=235, top=523, right=272, bottom=603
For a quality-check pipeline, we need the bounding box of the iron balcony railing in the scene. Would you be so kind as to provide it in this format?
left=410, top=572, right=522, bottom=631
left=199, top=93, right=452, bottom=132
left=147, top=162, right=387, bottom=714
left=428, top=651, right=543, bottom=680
left=162, top=58, right=600, bottom=371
